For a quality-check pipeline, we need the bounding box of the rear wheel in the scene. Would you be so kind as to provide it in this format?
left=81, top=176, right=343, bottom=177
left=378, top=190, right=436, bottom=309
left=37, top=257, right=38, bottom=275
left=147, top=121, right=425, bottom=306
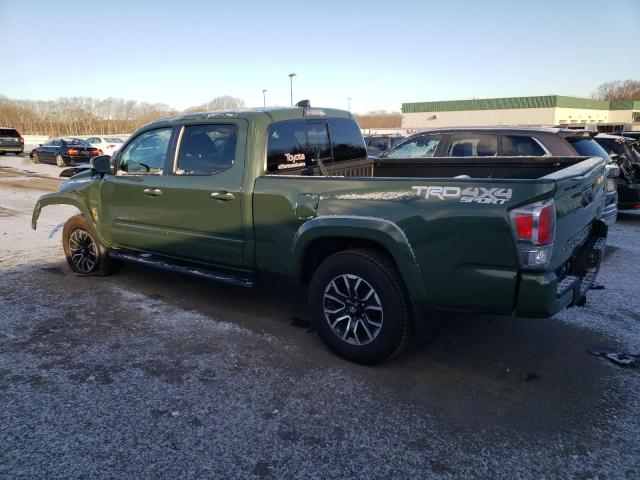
left=62, top=214, right=118, bottom=276
left=308, top=248, right=411, bottom=364
left=55, top=154, right=67, bottom=167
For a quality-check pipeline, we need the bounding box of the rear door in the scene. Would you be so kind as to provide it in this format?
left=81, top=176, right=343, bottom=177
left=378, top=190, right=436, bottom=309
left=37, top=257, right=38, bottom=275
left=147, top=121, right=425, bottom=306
left=160, top=121, right=248, bottom=267
left=99, top=127, right=174, bottom=252
left=0, top=128, right=20, bottom=150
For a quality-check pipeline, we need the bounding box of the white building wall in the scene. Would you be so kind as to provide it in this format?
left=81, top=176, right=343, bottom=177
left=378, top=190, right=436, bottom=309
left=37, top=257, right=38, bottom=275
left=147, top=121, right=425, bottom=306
left=553, top=108, right=609, bottom=125
left=402, top=108, right=557, bottom=128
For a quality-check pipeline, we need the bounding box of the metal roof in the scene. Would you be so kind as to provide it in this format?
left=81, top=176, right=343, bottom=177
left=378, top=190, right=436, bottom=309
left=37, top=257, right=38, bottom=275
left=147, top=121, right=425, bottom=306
left=402, top=95, right=632, bottom=113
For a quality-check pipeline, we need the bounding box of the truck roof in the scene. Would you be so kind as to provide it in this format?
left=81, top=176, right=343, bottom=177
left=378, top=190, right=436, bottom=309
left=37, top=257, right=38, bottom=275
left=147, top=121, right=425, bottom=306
left=142, top=106, right=354, bottom=130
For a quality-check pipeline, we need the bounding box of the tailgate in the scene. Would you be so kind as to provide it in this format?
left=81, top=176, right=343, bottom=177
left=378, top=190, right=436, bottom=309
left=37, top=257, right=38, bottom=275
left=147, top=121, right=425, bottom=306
left=544, top=157, right=606, bottom=270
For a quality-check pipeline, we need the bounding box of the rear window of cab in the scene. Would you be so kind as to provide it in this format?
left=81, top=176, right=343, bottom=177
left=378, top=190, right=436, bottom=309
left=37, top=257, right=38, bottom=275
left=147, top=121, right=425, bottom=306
left=266, top=118, right=366, bottom=173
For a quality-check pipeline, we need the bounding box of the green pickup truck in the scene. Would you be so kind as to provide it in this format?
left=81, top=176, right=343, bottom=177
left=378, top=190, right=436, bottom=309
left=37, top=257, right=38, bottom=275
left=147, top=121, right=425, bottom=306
left=32, top=106, right=609, bottom=363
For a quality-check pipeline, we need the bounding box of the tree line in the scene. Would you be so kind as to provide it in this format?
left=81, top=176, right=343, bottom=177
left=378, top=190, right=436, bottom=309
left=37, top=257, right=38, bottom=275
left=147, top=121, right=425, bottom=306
left=0, top=95, right=245, bottom=136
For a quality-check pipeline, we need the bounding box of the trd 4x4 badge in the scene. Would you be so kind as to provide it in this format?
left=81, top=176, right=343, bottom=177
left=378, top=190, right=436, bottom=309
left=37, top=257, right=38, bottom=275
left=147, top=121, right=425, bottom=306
left=412, top=186, right=513, bottom=205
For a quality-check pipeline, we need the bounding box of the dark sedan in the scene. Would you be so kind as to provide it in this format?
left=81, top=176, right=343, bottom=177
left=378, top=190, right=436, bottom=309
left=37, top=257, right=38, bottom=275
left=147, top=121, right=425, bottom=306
left=32, top=138, right=101, bottom=167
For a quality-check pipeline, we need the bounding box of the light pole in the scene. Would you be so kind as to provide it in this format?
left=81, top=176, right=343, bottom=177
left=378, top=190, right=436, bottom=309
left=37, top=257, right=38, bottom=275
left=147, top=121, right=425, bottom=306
left=347, top=97, right=351, bottom=112
left=262, top=89, right=267, bottom=107
left=288, top=73, right=296, bottom=105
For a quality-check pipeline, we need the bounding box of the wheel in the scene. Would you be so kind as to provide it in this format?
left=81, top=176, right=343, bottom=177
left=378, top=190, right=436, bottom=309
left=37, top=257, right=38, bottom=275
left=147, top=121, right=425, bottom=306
left=33, top=152, right=40, bottom=164
left=308, top=248, right=411, bottom=364
left=56, top=154, right=67, bottom=167
left=62, top=214, right=118, bottom=276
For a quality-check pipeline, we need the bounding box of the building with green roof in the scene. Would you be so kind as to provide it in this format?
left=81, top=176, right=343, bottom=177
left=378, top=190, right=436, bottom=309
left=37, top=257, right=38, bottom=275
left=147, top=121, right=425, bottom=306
left=401, top=95, right=640, bottom=131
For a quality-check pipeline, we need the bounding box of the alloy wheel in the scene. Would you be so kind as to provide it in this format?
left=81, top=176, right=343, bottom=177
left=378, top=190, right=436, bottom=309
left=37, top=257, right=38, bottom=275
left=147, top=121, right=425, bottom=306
left=322, top=274, right=383, bottom=345
left=68, top=229, right=98, bottom=273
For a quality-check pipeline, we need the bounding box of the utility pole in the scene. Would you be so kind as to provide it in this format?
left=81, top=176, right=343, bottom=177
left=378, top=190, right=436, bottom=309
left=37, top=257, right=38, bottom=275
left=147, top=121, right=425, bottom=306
left=262, top=89, right=267, bottom=107
left=288, top=73, right=296, bottom=106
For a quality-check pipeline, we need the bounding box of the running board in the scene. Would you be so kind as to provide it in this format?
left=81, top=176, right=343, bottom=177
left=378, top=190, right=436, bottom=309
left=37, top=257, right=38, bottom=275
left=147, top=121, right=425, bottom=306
left=108, top=251, right=256, bottom=289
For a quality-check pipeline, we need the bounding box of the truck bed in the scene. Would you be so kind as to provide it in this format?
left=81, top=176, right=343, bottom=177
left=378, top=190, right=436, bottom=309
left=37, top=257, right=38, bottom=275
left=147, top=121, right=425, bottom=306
left=275, top=155, right=592, bottom=180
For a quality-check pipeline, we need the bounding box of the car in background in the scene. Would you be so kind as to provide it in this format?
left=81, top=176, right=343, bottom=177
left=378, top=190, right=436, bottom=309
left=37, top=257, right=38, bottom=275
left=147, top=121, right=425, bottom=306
left=621, top=131, right=640, bottom=141
left=84, top=136, right=124, bottom=156
left=379, top=127, right=619, bottom=225
left=32, top=138, right=100, bottom=167
left=364, top=135, right=405, bottom=156
left=0, top=127, right=24, bottom=156
left=594, top=134, right=640, bottom=211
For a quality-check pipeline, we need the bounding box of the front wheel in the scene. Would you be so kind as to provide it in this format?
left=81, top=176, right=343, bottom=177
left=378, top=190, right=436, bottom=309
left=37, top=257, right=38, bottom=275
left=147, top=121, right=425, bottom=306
left=55, top=154, right=67, bottom=167
left=62, top=214, right=118, bottom=276
left=308, top=248, right=411, bottom=364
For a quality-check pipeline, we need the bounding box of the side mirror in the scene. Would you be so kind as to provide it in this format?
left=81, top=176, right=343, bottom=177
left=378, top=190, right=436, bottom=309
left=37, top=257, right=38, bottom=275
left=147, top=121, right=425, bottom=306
left=38, top=143, right=43, bottom=147
left=90, top=155, right=111, bottom=175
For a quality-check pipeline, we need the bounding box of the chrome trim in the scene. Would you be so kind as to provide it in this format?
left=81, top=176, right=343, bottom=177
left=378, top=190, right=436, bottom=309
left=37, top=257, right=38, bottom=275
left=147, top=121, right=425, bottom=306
left=173, top=125, right=185, bottom=173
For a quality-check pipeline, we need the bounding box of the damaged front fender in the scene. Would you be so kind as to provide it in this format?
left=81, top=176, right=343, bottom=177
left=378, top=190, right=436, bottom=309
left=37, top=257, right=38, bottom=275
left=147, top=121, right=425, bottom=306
left=31, top=191, right=104, bottom=244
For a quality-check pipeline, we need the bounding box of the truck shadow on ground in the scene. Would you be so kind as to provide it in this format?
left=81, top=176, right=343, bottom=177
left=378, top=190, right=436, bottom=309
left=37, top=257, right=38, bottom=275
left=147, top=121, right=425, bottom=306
left=102, top=261, right=619, bottom=439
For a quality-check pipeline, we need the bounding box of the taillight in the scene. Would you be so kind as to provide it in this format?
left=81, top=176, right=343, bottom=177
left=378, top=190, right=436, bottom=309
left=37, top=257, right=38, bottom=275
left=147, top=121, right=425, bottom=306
left=92, top=149, right=100, bottom=156
left=67, top=148, right=79, bottom=156
left=19, top=136, right=24, bottom=143
left=509, top=200, right=555, bottom=268
left=107, top=144, right=116, bottom=149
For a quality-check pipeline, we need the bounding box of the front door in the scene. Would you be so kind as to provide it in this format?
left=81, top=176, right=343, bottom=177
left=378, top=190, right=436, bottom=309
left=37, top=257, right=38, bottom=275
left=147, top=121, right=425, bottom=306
left=98, top=127, right=174, bottom=253
left=160, top=121, right=247, bottom=268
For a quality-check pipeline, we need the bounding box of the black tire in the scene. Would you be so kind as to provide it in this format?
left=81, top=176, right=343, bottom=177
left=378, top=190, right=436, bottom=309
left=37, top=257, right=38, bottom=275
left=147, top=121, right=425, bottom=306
left=56, top=154, right=67, bottom=167
left=308, top=248, right=411, bottom=364
left=62, top=214, right=118, bottom=276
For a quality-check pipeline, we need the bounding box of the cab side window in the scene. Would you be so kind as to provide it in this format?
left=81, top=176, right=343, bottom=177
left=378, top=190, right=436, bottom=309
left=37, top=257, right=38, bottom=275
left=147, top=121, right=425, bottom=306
left=448, top=134, right=497, bottom=157
left=176, top=124, right=238, bottom=175
left=118, top=128, right=172, bottom=175
left=385, top=134, right=441, bottom=158
left=267, top=120, right=331, bottom=173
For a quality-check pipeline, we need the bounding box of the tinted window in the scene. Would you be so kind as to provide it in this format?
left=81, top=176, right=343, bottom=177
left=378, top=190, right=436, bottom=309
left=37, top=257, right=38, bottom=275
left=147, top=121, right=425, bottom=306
left=568, top=138, right=611, bottom=160
left=502, top=135, right=546, bottom=156
left=448, top=134, right=497, bottom=157
left=0, top=129, right=19, bottom=137
left=384, top=134, right=441, bottom=158
left=105, top=137, right=124, bottom=143
left=52, top=139, right=62, bottom=146
left=176, top=124, right=238, bottom=175
left=595, top=139, right=623, bottom=157
left=267, top=120, right=331, bottom=173
left=327, top=118, right=367, bottom=162
left=118, top=128, right=172, bottom=175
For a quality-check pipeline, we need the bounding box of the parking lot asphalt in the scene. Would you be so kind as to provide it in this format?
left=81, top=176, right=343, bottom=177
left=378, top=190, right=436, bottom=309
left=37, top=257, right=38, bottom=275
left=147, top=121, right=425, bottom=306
left=1, top=156, right=639, bottom=479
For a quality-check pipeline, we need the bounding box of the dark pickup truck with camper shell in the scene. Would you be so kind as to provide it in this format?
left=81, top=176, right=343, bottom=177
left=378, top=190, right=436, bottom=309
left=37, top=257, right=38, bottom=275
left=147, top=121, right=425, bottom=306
left=33, top=106, right=609, bottom=363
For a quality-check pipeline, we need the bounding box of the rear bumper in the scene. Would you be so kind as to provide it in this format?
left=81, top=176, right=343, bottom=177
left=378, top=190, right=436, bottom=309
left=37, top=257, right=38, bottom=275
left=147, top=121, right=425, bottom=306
left=514, top=226, right=607, bottom=318
left=0, top=145, right=23, bottom=153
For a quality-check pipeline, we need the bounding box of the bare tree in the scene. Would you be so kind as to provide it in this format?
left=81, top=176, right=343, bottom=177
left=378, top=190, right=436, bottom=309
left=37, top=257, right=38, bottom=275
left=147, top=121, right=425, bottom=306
left=592, top=79, right=640, bottom=101
left=184, top=95, right=246, bottom=113
left=0, top=95, right=244, bottom=135
left=354, top=110, right=402, bottom=129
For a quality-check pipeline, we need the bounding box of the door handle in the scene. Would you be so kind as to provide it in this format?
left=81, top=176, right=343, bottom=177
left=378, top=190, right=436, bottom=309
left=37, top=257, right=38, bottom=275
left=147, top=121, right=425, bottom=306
left=210, top=191, right=235, bottom=201
left=143, top=188, right=162, bottom=197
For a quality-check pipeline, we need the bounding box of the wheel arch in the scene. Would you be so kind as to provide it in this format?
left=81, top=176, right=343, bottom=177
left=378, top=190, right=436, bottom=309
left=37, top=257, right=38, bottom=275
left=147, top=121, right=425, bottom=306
left=32, top=192, right=105, bottom=244
left=291, top=216, right=429, bottom=305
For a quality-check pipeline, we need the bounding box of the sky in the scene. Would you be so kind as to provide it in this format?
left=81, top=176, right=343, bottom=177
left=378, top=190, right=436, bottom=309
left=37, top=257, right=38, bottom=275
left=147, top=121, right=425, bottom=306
left=1, top=0, right=639, bottom=113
